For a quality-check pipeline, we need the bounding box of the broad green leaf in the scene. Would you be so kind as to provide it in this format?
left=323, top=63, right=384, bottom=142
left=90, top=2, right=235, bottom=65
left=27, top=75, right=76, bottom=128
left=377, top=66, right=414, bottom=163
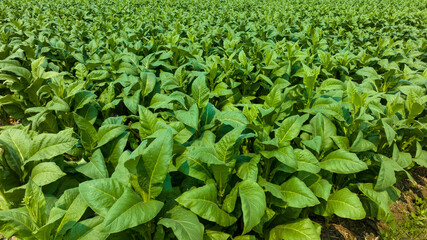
left=1, top=185, right=25, bottom=210
left=189, top=147, right=224, bottom=165
left=258, top=178, right=286, bottom=202
left=358, top=183, right=392, bottom=211
left=97, top=124, right=128, bottom=148
left=46, top=96, right=70, bottom=112
left=320, top=78, right=344, bottom=91
left=331, top=136, right=350, bottom=151
left=262, top=146, right=298, bottom=169
left=176, top=104, right=199, bottom=130
left=31, top=162, right=66, bottom=186
left=102, top=131, right=130, bottom=167
left=0, top=129, right=31, bottom=175
left=276, top=146, right=298, bottom=168
left=123, top=89, right=141, bottom=114
left=103, top=117, right=122, bottom=127
left=349, top=131, right=376, bottom=152
left=392, top=144, right=412, bottom=168
left=158, top=206, right=204, bottom=240
left=309, top=179, right=332, bottom=200
left=65, top=216, right=108, bottom=240
left=280, top=177, right=319, bottom=208
left=265, top=85, right=285, bottom=108
left=215, top=127, right=244, bottom=163
left=111, top=150, right=132, bottom=186
left=140, top=72, right=157, bottom=96
left=295, top=149, right=320, bottom=173
left=77, top=104, right=98, bottom=124
left=302, top=136, right=322, bottom=154
left=79, top=178, right=125, bottom=217
left=138, top=105, right=158, bottom=136
left=176, top=183, right=237, bottom=227
left=239, top=180, right=266, bottom=234
left=140, top=129, right=173, bottom=199
left=150, top=93, right=174, bottom=110
left=200, top=103, right=217, bottom=128
left=52, top=188, right=88, bottom=237
left=234, top=236, right=256, bottom=240
left=361, top=197, right=395, bottom=229
left=34, top=206, right=65, bottom=240
left=0, top=208, right=37, bottom=236
left=174, top=126, right=195, bottom=144
left=74, top=63, right=88, bottom=81
left=0, top=191, right=9, bottom=211
left=192, top=75, right=210, bottom=108
left=0, top=65, right=31, bottom=80
left=102, top=188, right=163, bottom=233
left=310, top=179, right=332, bottom=200
left=326, top=188, right=366, bottom=220
left=237, top=155, right=260, bottom=181
left=87, top=70, right=109, bottom=81
left=276, top=115, right=309, bottom=144
left=414, top=151, right=427, bottom=167
left=28, top=134, right=77, bottom=162
left=297, top=172, right=321, bottom=187
left=222, top=185, right=238, bottom=213
left=211, top=164, right=230, bottom=196
left=0, top=221, right=28, bottom=239
left=205, top=230, right=231, bottom=240
left=302, top=65, right=319, bottom=99
left=176, top=152, right=212, bottom=182
left=76, top=149, right=109, bottom=179
left=320, top=149, right=368, bottom=174
left=413, top=142, right=427, bottom=167
left=269, top=218, right=321, bottom=240
left=74, top=113, right=98, bottom=151
left=356, top=67, right=380, bottom=79
left=211, top=82, right=233, bottom=97
left=216, top=111, right=249, bottom=128
left=381, top=119, right=396, bottom=147
left=74, top=91, right=97, bottom=111
left=238, top=50, right=247, bottom=66
left=375, top=156, right=398, bottom=191
left=24, top=178, right=46, bottom=227
left=310, top=113, right=336, bottom=152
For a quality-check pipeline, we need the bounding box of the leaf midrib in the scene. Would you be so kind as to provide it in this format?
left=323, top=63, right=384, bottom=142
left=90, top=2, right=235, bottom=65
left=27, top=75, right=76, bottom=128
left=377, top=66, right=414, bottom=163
left=328, top=198, right=360, bottom=211
left=185, top=155, right=213, bottom=179
left=0, top=210, right=36, bottom=233
left=281, top=189, right=316, bottom=201
left=161, top=218, right=196, bottom=240
left=9, top=134, right=26, bottom=162
left=86, top=184, right=118, bottom=201
left=55, top=194, right=85, bottom=237
left=29, top=138, right=74, bottom=160
left=104, top=200, right=141, bottom=227
left=32, top=168, right=64, bottom=182
left=89, top=159, right=106, bottom=178
left=148, top=143, right=165, bottom=199
left=278, top=118, right=299, bottom=143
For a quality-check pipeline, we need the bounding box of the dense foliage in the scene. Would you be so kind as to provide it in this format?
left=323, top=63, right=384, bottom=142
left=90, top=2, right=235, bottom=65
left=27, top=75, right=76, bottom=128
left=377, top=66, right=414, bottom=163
left=0, top=0, right=426, bottom=239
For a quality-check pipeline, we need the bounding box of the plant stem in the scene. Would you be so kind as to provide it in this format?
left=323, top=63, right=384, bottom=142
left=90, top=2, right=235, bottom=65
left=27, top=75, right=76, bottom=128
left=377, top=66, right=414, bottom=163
left=264, top=158, right=272, bottom=180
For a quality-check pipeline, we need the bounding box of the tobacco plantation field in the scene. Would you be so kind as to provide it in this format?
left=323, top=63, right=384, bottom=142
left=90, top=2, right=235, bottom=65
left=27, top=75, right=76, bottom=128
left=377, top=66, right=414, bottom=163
left=0, top=0, right=426, bottom=239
